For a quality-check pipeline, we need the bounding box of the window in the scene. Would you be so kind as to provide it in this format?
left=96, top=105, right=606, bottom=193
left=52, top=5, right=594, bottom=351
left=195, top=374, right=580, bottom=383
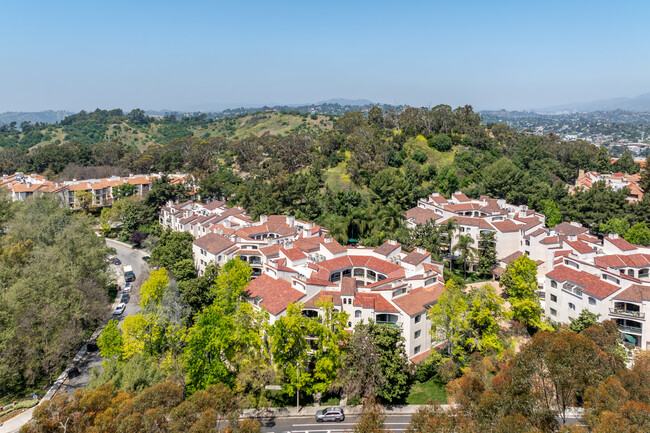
left=569, top=303, right=576, bottom=311
left=550, top=308, right=557, bottom=316
left=551, top=281, right=557, bottom=289
left=355, top=310, right=362, bottom=318
left=589, top=297, right=596, bottom=305
left=414, top=314, right=422, bottom=323
left=348, top=322, right=352, bottom=328
left=414, top=330, right=421, bottom=339
left=414, top=345, right=421, bottom=355
left=550, top=294, right=557, bottom=302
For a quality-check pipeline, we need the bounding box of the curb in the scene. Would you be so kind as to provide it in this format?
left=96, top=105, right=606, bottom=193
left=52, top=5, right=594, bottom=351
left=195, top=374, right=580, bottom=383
left=242, top=404, right=440, bottom=419
left=104, top=238, right=134, bottom=250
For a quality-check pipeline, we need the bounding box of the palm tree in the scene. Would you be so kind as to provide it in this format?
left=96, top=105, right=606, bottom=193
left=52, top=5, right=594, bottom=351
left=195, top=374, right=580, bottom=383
left=441, top=219, right=459, bottom=272
left=453, top=233, right=478, bottom=279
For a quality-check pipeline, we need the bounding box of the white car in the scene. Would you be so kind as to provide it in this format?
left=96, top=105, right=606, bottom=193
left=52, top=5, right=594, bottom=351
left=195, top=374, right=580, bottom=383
left=114, top=303, right=126, bottom=315
left=123, top=282, right=132, bottom=293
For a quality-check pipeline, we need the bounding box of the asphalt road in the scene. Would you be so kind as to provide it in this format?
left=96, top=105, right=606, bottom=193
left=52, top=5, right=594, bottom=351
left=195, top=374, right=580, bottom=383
left=259, top=414, right=413, bottom=433
left=57, top=239, right=149, bottom=395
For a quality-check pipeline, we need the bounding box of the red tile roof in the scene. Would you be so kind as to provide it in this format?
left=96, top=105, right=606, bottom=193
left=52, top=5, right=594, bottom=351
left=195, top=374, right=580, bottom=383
left=374, top=240, right=402, bottom=256
left=405, top=207, right=443, bottom=225
left=547, top=265, right=620, bottom=299
left=594, top=254, right=650, bottom=269
left=393, top=284, right=445, bottom=316
left=317, top=255, right=403, bottom=276
left=613, top=284, right=650, bottom=302
left=341, top=277, right=356, bottom=296
left=564, top=239, right=595, bottom=255
left=246, top=274, right=305, bottom=315
left=553, top=222, right=589, bottom=236
left=280, top=247, right=307, bottom=261
left=303, top=290, right=341, bottom=308
left=500, top=251, right=523, bottom=264
left=193, top=233, right=234, bottom=255
left=353, top=292, right=398, bottom=312
left=604, top=236, right=637, bottom=252
left=401, top=250, right=430, bottom=266
left=491, top=220, right=522, bottom=233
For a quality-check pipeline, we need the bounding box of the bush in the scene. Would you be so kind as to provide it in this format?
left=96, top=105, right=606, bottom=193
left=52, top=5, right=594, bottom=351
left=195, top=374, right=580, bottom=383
left=429, top=134, right=453, bottom=152
left=411, top=149, right=428, bottom=164
left=129, top=231, right=148, bottom=247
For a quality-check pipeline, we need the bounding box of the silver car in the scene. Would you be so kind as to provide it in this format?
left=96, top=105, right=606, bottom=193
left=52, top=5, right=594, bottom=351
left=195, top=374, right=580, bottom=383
left=114, top=303, right=126, bottom=315
left=315, top=406, right=345, bottom=423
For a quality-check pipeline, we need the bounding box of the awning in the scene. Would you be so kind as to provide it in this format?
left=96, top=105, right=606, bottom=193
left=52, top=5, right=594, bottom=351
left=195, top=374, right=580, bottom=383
left=624, top=334, right=637, bottom=344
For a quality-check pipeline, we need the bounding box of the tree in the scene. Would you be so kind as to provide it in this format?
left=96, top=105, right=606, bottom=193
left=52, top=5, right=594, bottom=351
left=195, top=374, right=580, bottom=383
left=595, top=146, right=611, bottom=172
left=97, top=319, right=123, bottom=360
left=429, top=280, right=469, bottom=358
left=374, top=323, right=411, bottom=402
left=151, top=229, right=195, bottom=277
left=640, top=154, right=650, bottom=193
left=129, top=230, right=148, bottom=247
left=139, top=268, right=170, bottom=310
left=541, top=199, right=562, bottom=227
left=441, top=219, right=459, bottom=272
left=354, top=398, right=388, bottom=433
left=599, top=217, right=630, bottom=237
left=409, top=220, right=444, bottom=260
left=453, top=233, right=477, bottom=279
left=500, top=255, right=549, bottom=330
left=477, top=231, right=497, bottom=276
left=612, top=149, right=639, bottom=174
left=465, top=284, right=508, bottom=354
left=74, top=190, right=95, bottom=212
left=569, top=310, right=600, bottom=333
left=113, top=182, right=138, bottom=199
left=623, top=221, right=650, bottom=246
left=339, top=322, right=386, bottom=400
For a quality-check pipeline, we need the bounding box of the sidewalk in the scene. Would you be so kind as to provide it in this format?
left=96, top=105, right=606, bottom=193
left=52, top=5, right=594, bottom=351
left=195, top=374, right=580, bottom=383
left=0, top=407, right=35, bottom=433
left=242, top=403, right=436, bottom=419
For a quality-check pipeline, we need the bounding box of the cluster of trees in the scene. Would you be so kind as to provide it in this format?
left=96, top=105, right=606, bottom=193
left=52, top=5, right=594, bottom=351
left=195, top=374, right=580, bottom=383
left=0, top=195, right=113, bottom=398
left=92, top=255, right=412, bottom=410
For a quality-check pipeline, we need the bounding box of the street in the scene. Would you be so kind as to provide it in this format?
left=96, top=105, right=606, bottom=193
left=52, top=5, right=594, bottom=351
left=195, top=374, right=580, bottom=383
left=57, top=239, right=149, bottom=395
left=259, top=414, right=413, bottom=433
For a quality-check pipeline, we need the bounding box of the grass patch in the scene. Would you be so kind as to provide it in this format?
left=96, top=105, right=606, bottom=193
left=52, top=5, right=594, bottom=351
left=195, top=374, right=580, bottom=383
left=320, top=396, right=340, bottom=406
left=406, top=378, right=447, bottom=405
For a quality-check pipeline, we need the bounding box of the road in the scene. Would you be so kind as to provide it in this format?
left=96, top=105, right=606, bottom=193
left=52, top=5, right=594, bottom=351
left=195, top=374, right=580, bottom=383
left=260, top=414, right=412, bottom=433
left=57, top=239, right=149, bottom=395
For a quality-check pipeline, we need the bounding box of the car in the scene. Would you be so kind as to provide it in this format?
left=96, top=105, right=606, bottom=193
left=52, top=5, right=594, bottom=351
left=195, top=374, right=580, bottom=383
left=123, top=281, right=132, bottom=293
left=315, top=407, right=345, bottom=423
left=113, top=258, right=121, bottom=265
left=87, top=341, right=99, bottom=352
left=142, top=256, right=150, bottom=262
left=120, top=293, right=129, bottom=304
left=114, top=303, right=126, bottom=315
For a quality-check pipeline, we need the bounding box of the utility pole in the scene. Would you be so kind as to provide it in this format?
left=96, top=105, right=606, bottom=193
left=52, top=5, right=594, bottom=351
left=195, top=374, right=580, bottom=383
left=296, top=361, right=300, bottom=409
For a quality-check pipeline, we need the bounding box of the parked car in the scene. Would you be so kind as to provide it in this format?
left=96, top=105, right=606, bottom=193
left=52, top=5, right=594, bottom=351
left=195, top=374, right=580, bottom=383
left=114, top=303, right=126, bottom=315
left=315, top=407, right=345, bottom=423
left=114, top=258, right=121, bottom=265
left=87, top=340, right=99, bottom=352
left=123, top=282, right=132, bottom=293
left=142, top=256, right=150, bottom=262
left=121, top=293, right=129, bottom=304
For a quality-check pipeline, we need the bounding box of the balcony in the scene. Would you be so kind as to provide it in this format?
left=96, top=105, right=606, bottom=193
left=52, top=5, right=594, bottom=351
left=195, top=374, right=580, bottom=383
left=609, top=308, right=645, bottom=319
left=618, top=324, right=643, bottom=334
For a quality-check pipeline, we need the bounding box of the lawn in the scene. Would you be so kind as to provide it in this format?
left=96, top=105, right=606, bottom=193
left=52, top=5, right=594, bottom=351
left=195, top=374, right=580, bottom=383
left=406, top=378, right=447, bottom=405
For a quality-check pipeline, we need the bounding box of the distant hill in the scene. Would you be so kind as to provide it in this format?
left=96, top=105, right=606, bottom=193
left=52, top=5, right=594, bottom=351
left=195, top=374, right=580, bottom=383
left=537, top=93, right=650, bottom=113
left=0, top=110, right=72, bottom=125
left=315, top=98, right=375, bottom=106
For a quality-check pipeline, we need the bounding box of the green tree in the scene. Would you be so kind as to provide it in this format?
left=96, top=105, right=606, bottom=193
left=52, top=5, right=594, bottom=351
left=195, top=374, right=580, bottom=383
left=410, top=220, right=444, bottom=260
left=429, top=280, right=469, bottom=357
left=623, top=221, right=650, bottom=246
left=640, top=154, right=650, bottom=193
left=500, top=255, right=549, bottom=330
left=97, top=319, right=123, bottom=360
left=477, top=231, right=497, bottom=276
left=569, top=310, right=601, bottom=333
left=140, top=268, right=170, bottom=309
left=151, top=229, right=195, bottom=278
left=595, top=146, right=611, bottom=172
left=113, top=183, right=138, bottom=199
left=374, top=323, right=411, bottom=403
left=541, top=199, right=562, bottom=227
left=453, top=233, right=477, bottom=279
left=599, top=217, right=630, bottom=237
left=466, top=284, right=508, bottom=353
left=612, top=149, right=640, bottom=174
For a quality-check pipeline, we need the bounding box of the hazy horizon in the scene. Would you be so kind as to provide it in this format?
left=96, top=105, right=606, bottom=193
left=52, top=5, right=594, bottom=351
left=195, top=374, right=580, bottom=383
left=2, top=1, right=649, bottom=112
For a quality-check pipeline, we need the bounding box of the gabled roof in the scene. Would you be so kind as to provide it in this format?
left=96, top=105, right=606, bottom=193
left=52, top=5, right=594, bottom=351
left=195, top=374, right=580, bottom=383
left=246, top=274, right=304, bottom=315
left=553, top=222, right=589, bottom=236
left=604, top=236, right=637, bottom=252
left=353, top=292, right=398, bottom=312
left=374, top=240, right=401, bottom=256
left=546, top=265, right=620, bottom=299
left=452, top=192, right=470, bottom=202
left=303, top=290, right=341, bottom=308
left=491, top=220, right=522, bottom=233
left=401, top=250, right=430, bottom=266
left=280, top=247, right=307, bottom=261
left=392, top=284, right=445, bottom=316
left=193, top=233, right=235, bottom=255
left=564, top=239, right=595, bottom=255
left=613, top=284, right=650, bottom=303
left=500, top=251, right=523, bottom=264
left=405, top=207, right=443, bottom=225
left=594, top=253, right=650, bottom=269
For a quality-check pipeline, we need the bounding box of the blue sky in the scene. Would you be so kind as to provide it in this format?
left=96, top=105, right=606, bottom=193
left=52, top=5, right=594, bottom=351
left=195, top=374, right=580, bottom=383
left=1, top=0, right=648, bottom=111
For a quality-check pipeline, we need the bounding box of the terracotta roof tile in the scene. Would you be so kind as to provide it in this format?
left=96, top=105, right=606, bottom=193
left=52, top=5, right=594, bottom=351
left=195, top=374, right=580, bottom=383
left=613, top=284, right=650, bottom=302
left=193, top=233, right=234, bottom=255
left=374, top=240, right=401, bottom=256
left=341, top=277, right=356, bottom=296
left=547, top=265, right=620, bottom=299
left=393, top=284, right=445, bottom=316
left=246, top=274, right=304, bottom=315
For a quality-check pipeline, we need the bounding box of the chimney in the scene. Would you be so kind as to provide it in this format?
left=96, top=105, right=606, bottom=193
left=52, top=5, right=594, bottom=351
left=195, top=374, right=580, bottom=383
left=286, top=215, right=295, bottom=226
left=416, top=247, right=427, bottom=254
left=388, top=239, right=397, bottom=245
left=324, top=236, right=333, bottom=243
left=609, top=233, right=619, bottom=239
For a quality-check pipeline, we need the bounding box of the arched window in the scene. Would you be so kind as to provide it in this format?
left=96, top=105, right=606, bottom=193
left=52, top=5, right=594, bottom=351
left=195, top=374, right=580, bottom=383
left=355, top=310, right=362, bottom=318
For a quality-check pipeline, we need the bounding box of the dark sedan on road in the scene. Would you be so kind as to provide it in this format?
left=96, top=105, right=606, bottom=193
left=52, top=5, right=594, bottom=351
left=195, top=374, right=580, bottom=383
left=315, top=407, right=345, bottom=423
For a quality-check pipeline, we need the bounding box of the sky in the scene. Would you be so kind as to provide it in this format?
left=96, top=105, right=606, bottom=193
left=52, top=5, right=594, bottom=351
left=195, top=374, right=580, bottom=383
left=1, top=0, right=649, bottom=112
